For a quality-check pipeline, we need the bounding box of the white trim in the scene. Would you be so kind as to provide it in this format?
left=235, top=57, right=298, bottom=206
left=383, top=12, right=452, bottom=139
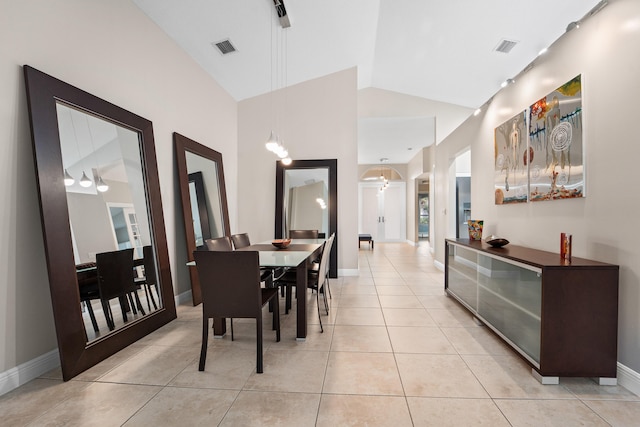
left=434, top=260, right=445, bottom=272
left=339, top=268, right=359, bottom=277
left=406, top=239, right=419, bottom=247
left=0, top=349, right=60, bottom=397
left=617, top=362, right=640, bottom=396
left=175, top=289, right=193, bottom=306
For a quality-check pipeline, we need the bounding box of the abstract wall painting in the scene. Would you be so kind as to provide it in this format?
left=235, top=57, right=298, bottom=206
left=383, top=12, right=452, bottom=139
left=528, top=75, right=584, bottom=202
left=494, top=110, right=528, bottom=204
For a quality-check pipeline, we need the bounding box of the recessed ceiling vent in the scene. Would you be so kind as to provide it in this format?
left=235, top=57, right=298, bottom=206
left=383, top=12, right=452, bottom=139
left=494, top=39, right=518, bottom=54
left=213, top=39, right=236, bottom=55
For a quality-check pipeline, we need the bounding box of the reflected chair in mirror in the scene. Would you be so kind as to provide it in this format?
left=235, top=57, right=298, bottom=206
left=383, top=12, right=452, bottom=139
left=77, top=262, right=100, bottom=334
left=193, top=250, right=280, bottom=373
left=274, top=236, right=333, bottom=332
left=96, top=248, right=145, bottom=331
left=205, top=236, right=233, bottom=251
left=134, top=245, right=159, bottom=312
left=289, top=229, right=319, bottom=239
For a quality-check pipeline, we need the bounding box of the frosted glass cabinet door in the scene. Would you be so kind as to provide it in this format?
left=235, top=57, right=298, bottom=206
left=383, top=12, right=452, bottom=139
left=477, top=254, right=542, bottom=364
left=447, top=244, right=478, bottom=310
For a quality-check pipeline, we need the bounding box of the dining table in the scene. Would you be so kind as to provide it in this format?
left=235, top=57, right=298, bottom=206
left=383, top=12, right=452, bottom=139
left=190, top=238, right=325, bottom=341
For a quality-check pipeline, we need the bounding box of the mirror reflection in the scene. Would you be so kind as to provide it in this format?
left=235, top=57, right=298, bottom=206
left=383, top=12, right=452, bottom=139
left=174, top=132, right=230, bottom=306
left=283, top=168, right=329, bottom=238
left=185, top=151, right=225, bottom=249
left=57, top=103, right=162, bottom=341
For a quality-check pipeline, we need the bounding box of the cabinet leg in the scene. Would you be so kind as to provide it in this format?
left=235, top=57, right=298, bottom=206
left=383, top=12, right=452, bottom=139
left=531, top=369, right=559, bottom=385
left=472, top=316, right=484, bottom=326
left=598, top=377, right=617, bottom=386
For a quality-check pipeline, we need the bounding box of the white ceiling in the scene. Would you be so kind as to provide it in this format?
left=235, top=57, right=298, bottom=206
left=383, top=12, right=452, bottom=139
left=132, top=0, right=603, bottom=164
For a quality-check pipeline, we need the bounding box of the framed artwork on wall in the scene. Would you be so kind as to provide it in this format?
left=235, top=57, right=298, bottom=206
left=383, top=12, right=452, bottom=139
left=528, top=75, right=584, bottom=201
left=494, top=110, right=528, bottom=204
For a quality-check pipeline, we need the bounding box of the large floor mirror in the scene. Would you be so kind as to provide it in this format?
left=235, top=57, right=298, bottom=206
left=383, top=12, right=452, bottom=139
left=24, top=66, right=176, bottom=380
left=275, top=159, right=338, bottom=277
left=174, top=133, right=230, bottom=306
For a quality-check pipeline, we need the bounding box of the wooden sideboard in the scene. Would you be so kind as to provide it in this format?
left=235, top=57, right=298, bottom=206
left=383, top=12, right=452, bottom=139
left=445, top=238, right=619, bottom=384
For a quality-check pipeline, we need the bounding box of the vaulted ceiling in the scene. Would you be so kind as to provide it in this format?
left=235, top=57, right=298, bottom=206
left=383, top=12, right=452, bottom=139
left=133, top=0, right=604, bottom=164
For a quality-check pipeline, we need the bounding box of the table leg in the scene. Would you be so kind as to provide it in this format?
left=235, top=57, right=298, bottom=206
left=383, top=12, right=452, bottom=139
left=296, top=262, right=307, bottom=340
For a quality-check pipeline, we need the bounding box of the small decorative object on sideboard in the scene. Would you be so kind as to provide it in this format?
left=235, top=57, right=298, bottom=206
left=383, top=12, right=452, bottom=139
left=272, top=239, right=291, bottom=249
left=560, top=233, right=572, bottom=261
left=484, top=235, right=510, bottom=248
left=467, top=220, right=484, bottom=240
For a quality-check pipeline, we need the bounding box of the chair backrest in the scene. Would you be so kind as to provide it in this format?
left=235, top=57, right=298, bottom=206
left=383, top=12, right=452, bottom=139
left=96, top=248, right=134, bottom=300
left=231, top=233, right=251, bottom=249
left=142, top=245, right=157, bottom=284
left=205, top=236, right=233, bottom=251
left=193, top=250, right=262, bottom=319
left=323, top=234, right=335, bottom=277
left=318, top=234, right=334, bottom=280
left=289, top=229, right=319, bottom=239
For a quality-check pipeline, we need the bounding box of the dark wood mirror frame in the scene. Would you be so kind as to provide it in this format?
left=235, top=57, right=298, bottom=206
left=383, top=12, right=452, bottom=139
left=23, top=65, right=177, bottom=380
left=174, top=132, right=231, bottom=306
left=275, top=159, right=338, bottom=277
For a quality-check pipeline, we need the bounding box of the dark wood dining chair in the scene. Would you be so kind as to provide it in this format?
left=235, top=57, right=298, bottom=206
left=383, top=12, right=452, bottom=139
left=193, top=250, right=280, bottom=373
left=311, top=233, right=335, bottom=302
left=135, top=245, right=158, bottom=311
left=275, top=235, right=334, bottom=331
left=230, top=233, right=251, bottom=250
left=231, top=233, right=276, bottom=286
left=96, top=248, right=145, bottom=331
left=205, top=236, right=233, bottom=251
left=289, top=229, right=319, bottom=239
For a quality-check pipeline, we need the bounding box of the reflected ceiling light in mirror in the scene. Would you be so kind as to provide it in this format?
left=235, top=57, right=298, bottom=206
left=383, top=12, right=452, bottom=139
left=85, top=115, right=109, bottom=192
left=63, top=169, right=75, bottom=186
left=79, top=171, right=92, bottom=187
left=96, top=176, right=109, bottom=192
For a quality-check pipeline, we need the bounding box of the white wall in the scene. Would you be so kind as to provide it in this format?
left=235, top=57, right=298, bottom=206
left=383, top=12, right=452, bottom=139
left=358, top=88, right=474, bottom=144
left=1, top=0, right=237, bottom=376
left=237, top=68, right=359, bottom=273
left=433, top=0, right=640, bottom=380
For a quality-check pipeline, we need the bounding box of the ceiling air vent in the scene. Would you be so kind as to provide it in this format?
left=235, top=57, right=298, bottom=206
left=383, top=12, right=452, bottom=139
left=213, top=39, right=236, bottom=55
left=494, top=39, right=518, bottom=54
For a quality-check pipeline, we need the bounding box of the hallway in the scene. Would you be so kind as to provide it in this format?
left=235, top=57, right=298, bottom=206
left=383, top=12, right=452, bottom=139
left=1, top=243, right=639, bottom=426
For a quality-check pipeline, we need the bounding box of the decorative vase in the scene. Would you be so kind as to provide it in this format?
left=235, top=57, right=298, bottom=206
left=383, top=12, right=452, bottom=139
left=560, top=233, right=572, bottom=261
left=467, top=220, right=484, bottom=241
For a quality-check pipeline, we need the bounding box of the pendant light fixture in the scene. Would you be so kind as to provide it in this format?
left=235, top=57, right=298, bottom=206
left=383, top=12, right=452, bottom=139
left=265, top=0, right=292, bottom=165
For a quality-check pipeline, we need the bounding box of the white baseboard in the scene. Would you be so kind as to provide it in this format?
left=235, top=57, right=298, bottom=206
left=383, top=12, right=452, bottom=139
left=618, top=362, right=640, bottom=396
left=339, top=268, right=359, bottom=277
left=0, top=349, right=60, bottom=397
left=175, top=289, right=193, bottom=306
left=434, top=260, right=445, bottom=272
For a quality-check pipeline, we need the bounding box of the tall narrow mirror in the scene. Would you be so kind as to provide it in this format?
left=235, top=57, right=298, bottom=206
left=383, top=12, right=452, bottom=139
left=276, top=159, right=338, bottom=277
left=24, top=66, right=176, bottom=380
left=174, top=133, right=230, bottom=306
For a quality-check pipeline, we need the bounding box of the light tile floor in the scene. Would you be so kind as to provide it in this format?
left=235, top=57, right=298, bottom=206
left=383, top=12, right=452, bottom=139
left=2, top=242, right=639, bottom=426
